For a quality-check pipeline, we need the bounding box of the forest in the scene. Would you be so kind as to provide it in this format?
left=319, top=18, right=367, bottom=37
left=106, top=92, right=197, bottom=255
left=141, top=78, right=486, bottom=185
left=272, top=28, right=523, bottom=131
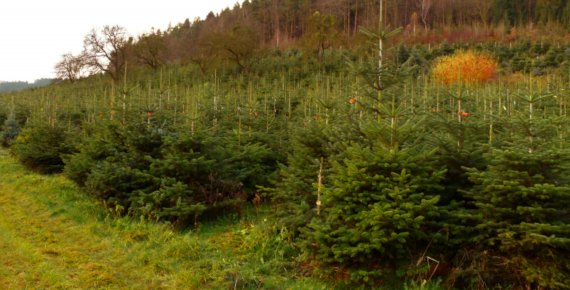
left=1, top=0, right=570, bottom=289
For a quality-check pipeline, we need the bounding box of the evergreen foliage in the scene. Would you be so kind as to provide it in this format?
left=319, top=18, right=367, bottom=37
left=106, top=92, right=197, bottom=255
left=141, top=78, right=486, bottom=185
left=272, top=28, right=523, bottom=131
left=11, top=124, right=73, bottom=174
left=453, top=127, right=570, bottom=288
left=1, top=114, right=21, bottom=147
left=4, top=6, right=570, bottom=285
left=452, top=144, right=570, bottom=288
left=268, top=123, right=338, bottom=236
left=63, top=118, right=281, bottom=226
left=302, top=142, right=445, bottom=284
left=291, top=29, right=448, bottom=283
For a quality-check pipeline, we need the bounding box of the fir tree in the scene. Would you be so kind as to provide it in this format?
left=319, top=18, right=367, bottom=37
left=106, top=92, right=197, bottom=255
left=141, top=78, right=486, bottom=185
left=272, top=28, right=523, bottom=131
left=1, top=114, right=21, bottom=147
left=269, top=123, right=339, bottom=237
left=301, top=129, right=445, bottom=284
left=457, top=105, right=570, bottom=288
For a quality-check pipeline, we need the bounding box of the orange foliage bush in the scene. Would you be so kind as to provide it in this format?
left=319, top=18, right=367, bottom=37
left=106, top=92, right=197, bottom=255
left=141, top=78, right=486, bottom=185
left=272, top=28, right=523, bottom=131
left=432, top=51, right=498, bottom=85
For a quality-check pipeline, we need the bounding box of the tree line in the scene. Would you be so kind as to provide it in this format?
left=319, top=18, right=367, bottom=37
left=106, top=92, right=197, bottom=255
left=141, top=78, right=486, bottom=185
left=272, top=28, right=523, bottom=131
left=0, top=79, right=53, bottom=93
left=55, top=0, right=570, bottom=82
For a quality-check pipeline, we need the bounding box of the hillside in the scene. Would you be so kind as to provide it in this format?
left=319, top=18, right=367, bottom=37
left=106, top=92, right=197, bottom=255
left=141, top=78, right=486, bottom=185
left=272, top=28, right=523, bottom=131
left=1, top=1, right=570, bottom=289
left=51, top=0, right=570, bottom=82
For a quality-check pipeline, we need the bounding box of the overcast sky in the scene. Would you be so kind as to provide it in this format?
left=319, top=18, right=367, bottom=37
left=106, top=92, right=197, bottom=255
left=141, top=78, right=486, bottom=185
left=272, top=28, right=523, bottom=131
left=0, top=0, right=239, bottom=82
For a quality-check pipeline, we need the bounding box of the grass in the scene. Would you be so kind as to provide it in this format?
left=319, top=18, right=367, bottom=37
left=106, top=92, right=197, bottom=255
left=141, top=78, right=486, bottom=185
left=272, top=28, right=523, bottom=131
left=0, top=149, right=330, bottom=289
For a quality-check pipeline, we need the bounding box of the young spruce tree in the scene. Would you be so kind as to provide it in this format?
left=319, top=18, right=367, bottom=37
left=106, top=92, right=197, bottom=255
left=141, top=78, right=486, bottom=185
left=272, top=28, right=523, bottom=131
left=300, top=26, right=446, bottom=285
left=458, top=98, right=570, bottom=288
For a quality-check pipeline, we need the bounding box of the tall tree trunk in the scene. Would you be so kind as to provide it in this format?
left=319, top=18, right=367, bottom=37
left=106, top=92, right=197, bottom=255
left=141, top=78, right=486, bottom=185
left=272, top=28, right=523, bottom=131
left=379, top=0, right=383, bottom=89
left=273, top=0, right=281, bottom=48
left=354, top=0, right=359, bottom=36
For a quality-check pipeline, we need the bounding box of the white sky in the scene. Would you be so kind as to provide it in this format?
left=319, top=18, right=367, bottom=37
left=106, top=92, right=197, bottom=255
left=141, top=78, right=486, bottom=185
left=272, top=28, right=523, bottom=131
left=0, top=0, right=239, bottom=82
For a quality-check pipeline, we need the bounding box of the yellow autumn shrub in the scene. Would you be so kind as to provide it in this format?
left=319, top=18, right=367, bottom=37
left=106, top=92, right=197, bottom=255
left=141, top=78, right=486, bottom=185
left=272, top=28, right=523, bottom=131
left=432, top=51, right=498, bottom=85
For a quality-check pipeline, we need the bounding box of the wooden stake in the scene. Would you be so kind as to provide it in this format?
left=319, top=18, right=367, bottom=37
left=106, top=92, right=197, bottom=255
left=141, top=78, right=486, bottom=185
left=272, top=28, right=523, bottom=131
left=317, top=157, right=324, bottom=216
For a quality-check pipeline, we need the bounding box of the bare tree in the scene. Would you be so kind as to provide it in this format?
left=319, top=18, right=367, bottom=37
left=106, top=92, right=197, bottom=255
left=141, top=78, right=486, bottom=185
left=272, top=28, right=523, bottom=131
left=474, top=0, right=493, bottom=27
left=54, top=53, right=89, bottom=82
left=416, top=0, right=433, bottom=29
left=272, top=0, right=282, bottom=48
left=83, top=25, right=131, bottom=82
left=410, top=11, right=419, bottom=35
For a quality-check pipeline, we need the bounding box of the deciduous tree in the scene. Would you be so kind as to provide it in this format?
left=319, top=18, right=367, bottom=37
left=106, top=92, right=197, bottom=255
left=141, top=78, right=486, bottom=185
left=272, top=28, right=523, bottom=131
left=416, top=0, right=433, bottom=29
left=474, top=0, right=493, bottom=27
left=205, top=21, right=261, bottom=72
left=54, top=53, right=89, bottom=82
left=135, top=29, right=167, bottom=70
left=302, top=11, right=339, bottom=60
left=83, top=25, right=132, bottom=82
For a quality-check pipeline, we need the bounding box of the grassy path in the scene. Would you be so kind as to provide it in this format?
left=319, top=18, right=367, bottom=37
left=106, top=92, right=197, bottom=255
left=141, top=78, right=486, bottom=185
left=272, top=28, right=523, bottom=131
left=0, top=150, right=326, bottom=289
left=0, top=149, right=175, bottom=288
